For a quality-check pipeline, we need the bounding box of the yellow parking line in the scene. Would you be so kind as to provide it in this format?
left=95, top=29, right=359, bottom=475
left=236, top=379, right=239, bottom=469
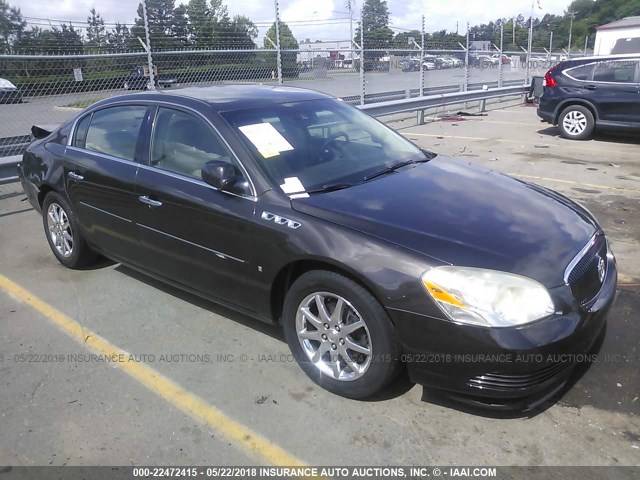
left=0, top=273, right=306, bottom=467
left=401, top=132, right=637, bottom=156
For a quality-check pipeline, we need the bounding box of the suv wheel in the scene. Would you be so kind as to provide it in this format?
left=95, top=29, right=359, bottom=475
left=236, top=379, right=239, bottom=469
left=558, top=105, right=594, bottom=140
left=282, top=270, right=402, bottom=399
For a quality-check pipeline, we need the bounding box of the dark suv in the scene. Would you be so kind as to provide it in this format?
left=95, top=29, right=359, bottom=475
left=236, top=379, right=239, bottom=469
left=537, top=54, right=640, bottom=139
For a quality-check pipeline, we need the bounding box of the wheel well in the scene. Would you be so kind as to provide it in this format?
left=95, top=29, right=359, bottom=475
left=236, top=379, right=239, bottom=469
left=555, top=101, right=597, bottom=124
left=269, top=260, right=383, bottom=324
left=37, top=184, right=54, bottom=207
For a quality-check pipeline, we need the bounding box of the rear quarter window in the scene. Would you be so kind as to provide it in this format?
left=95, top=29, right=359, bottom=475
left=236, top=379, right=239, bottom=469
left=565, top=64, right=595, bottom=81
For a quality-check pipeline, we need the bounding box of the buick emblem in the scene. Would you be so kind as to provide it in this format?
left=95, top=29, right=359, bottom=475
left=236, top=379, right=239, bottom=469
left=596, top=254, right=606, bottom=283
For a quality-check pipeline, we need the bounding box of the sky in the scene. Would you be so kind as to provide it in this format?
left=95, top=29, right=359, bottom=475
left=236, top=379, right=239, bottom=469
left=11, top=0, right=573, bottom=42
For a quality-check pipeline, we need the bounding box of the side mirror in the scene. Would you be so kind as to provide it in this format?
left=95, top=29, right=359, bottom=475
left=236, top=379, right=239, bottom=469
left=201, top=160, right=248, bottom=195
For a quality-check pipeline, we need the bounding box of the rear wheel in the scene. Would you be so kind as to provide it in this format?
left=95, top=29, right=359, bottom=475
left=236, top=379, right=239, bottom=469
left=558, top=105, right=595, bottom=140
left=42, top=192, right=98, bottom=269
left=282, top=270, right=402, bottom=399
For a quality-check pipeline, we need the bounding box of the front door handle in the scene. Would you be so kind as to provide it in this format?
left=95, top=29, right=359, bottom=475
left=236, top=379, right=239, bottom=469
left=68, top=171, right=84, bottom=181
left=139, top=195, right=163, bottom=208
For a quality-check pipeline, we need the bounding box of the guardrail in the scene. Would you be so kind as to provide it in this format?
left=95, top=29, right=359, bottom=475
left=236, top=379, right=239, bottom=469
left=342, top=79, right=525, bottom=106
left=0, top=82, right=530, bottom=185
left=358, top=84, right=529, bottom=117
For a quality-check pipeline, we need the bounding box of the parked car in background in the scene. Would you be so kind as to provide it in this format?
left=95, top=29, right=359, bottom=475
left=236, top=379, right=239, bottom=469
left=422, top=55, right=437, bottom=70
left=537, top=54, right=640, bottom=139
left=0, top=78, right=23, bottom=103
left=436, top=57, right=454, bottom=69
left=492, top=54, right=511, bottom=65
left=400, top=58, right=421, bottom=72
left=123, top=66, right=178, bottom=90
left=18, top=85, right=616, bottom=408
left=476, top=55, right=499, bottom=67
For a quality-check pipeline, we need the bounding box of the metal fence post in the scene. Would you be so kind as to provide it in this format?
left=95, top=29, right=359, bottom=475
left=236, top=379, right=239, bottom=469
left=141, top=0, right=155, bottom=90
left=420, top=15, right=425, bottom=96
left=526, top=4, right=533, bottom=85
left=360, top=9, right=365, bottom=106
left=464, top=23, right=469, bottom=92
left=274, top=0, right=283, bottom=85
left=498, top=24, right=504, bottom=88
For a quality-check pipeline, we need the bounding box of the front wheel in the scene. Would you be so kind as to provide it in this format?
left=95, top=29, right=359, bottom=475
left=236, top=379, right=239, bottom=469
left=558, top=105, right=595, bottom=140
left=282, top=270, right=402, bottom=399
left=42, top=191, right=98, bottom=269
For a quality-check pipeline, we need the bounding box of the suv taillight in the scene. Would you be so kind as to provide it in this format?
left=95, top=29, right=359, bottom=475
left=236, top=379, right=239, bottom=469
left=544, top=69, right=557, bottom=88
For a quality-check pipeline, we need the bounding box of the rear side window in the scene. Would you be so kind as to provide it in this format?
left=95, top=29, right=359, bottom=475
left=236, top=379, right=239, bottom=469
left=84, top=105, right=147, bottom=161
left=565, top=64, right=595, bottom=81
left=593, top=61, right=638, bottom=83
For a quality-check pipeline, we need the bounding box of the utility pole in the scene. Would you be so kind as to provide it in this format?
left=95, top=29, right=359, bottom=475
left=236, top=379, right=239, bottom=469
left=567, top=11, right=577, bottom=59
left=512, top=17, right=516, bottom=44
left=584, top=34, right=589, bottom=54
left=526, top=0, right=533, bottom=84
left=274, top=0, right=283, bottom=84
left=549, top=31, right=553, bottom=59
left=346, top=0, right=354, bottom=52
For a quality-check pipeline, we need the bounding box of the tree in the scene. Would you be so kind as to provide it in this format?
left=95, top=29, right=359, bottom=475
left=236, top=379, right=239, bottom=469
left=187, top=0, right=213, bottom=45
left=0, top=0, right=25, bottom=53
left=107, top=23, right=131, bottom=51
left=224, top=15, right=257, bottom=49
left=354, top=0, right=393, bottom=60
left=263, top=21, right=298, bottom=50
left=263, top=21, right=298, bottom=76
left=132, top=0, right=177, bottom=50
left=86, top=8, right=107, bottom=51
left=171, top=3, right=190, bottom=46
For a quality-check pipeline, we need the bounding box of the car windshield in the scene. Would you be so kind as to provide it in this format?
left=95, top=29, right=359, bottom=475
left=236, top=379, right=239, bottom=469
left=0, top=78, right=16, bottom=89
left=221, top=99, right=426, bottom=193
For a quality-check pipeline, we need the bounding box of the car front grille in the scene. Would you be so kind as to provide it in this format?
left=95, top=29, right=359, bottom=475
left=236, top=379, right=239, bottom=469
left=467, top=362, right=569, bottom=391
left=566, top=234, right=608, bottom=306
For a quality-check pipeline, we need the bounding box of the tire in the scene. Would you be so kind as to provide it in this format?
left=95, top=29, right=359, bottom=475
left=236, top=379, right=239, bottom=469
left=42, top=191, right=98, bottom=269
left=558, top=105, right=595, bottom=140
left=282, top=270, right=402, bottom=399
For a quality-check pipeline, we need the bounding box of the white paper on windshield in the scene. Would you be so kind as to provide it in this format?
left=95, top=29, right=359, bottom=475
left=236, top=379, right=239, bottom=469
left=280, top=177, right=309, bottom=198
left=239, top=123, right=294, bottom=159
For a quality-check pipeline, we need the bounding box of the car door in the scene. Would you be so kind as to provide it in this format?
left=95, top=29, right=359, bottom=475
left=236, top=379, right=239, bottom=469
left=64, top=104, right=149, bottom=263
left=134, top=105, right=258, bottom=309
left=588, top=59, right=640, bottom=124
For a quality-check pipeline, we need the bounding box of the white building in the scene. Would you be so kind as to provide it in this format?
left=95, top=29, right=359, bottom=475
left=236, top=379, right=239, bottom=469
left=594, top=16, right=640, bottom=55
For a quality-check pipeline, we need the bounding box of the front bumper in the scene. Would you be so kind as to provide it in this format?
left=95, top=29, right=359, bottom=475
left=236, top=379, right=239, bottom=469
left=389, top=259, right=617, bottom=410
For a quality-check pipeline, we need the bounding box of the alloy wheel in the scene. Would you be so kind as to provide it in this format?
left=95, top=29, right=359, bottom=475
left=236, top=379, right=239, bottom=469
left=295, top=292, right=372, bottom=381
left=562, top=110, right=588, bottom=136
left=46, top=203, right=73, bottom=258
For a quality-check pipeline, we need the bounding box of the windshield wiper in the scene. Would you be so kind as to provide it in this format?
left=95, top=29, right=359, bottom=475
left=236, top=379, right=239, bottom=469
left=363, top=158, right=429, bottom=182
left=305, top=183, right=354, bottom=194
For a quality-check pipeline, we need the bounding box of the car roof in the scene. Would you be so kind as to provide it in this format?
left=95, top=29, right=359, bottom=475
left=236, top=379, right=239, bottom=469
left=123, top=84, right=333, bottom=111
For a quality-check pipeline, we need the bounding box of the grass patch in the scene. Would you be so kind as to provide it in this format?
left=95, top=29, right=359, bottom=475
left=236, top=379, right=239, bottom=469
left=61, top=98, right=102, bottom=109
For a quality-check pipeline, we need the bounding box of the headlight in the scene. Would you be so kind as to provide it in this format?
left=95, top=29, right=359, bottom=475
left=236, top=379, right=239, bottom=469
left=421, top=267, right=555, bottom=327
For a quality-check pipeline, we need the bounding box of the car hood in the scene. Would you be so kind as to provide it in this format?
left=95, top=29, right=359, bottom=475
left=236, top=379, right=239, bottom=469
left=291, top=156, right=598, bottom=287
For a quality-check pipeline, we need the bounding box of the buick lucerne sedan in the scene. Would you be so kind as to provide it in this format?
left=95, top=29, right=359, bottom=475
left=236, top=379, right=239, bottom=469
left=18, top=85, right=617, bottom=409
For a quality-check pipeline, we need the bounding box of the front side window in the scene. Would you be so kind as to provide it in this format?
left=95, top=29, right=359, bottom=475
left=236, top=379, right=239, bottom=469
left=84, top=105, right=147, bottom=161
left=222, top=99, right=426, bottom=192
left=592, top=61, right=638, bottom=83
left=150, top=107, right=232, bottom=179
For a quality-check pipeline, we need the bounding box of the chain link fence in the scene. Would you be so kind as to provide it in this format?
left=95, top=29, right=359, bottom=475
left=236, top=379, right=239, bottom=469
left=0, top=0, right=588, bottom=167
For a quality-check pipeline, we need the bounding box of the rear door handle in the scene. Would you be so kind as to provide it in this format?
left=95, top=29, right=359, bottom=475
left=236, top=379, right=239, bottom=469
left=139, top=195, right=163, bottom=208
left=583, top=85, right=597, bottom=90
left=68, top=171, right=84, bottom=181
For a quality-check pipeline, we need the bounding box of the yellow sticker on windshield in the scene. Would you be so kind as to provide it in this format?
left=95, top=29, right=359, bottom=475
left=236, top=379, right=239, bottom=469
left=239, top=123, right=294, bottom=159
